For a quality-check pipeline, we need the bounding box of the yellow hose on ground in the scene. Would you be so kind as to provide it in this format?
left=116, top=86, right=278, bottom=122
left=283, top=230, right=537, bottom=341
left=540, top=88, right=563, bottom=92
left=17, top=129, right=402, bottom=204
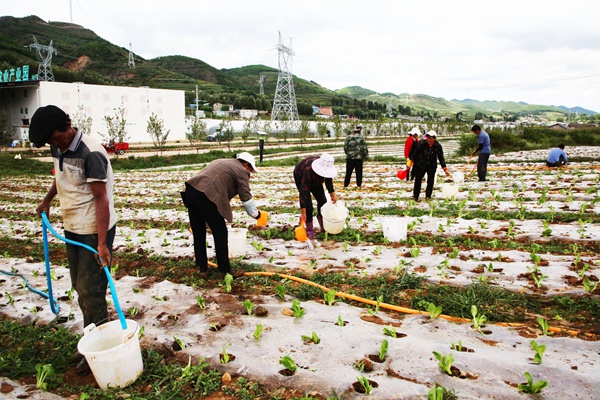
left=207, top=262, right=590, bottom=337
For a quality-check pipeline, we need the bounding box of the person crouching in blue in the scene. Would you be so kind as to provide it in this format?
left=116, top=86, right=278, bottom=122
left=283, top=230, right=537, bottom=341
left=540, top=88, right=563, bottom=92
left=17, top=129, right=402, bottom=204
left=546, top=144, right=568, bottom=167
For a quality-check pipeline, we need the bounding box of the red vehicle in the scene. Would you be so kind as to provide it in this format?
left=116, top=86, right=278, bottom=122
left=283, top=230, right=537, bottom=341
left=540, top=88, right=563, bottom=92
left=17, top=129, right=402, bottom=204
left=102, top=142, right=129, bottom=155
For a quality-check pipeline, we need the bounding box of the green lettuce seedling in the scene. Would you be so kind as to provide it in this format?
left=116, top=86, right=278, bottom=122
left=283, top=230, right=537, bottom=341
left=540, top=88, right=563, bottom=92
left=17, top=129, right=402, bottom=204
left=196, top=294, right=206, bottom=309
left=356, top=375, right=373, bottom=395
left=220, top=343, right=232, bottom=364
left=471, top=305, right=487, bottom=333
left=301, top=331, right=320, bottom=344
left=428, top=302, right=442, bottom=319
left=279, top=355, right=298, bottom=373
left=432, top=351, right=454, bottom=375
left=223, top=273, right=233, bottom=292
left=253, top=324, right=263, bottom=341
left=451, top=340, right=463, bottom=352
left=537, top=316, right=553, bottom=336
left=383, top=325, right=397, bottom=338
left=35, top=363, right=55, bottom=391
left=292, top=299, right=305, bottom=318
left=530, top=340, right=546, bottom=364
left=428, top=385, right=444, bottom=400
left=324, top=289, right=336, bottom=306
left=518, top=371, right=548, bottom=394
left=275, top=284, right=286, bottom=300
left=379, top=339, right=389, bottom=361
left=337, top=315, right=345, bottom=327
left=242, top=299, right=254, bottom=315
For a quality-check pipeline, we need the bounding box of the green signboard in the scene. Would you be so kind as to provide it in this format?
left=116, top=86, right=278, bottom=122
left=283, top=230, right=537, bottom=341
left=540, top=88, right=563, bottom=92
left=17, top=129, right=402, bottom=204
left=0, top=65, right=30, bottom=83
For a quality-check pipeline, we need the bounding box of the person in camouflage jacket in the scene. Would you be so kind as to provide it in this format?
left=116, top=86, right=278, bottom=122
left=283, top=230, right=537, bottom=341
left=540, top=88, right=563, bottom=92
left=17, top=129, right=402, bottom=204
left=343, top=124, right=369, bottom=188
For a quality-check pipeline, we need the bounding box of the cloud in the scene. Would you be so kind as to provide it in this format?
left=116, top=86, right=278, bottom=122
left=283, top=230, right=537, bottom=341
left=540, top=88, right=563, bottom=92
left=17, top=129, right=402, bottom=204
left=3, top=0, right=600, bottom=112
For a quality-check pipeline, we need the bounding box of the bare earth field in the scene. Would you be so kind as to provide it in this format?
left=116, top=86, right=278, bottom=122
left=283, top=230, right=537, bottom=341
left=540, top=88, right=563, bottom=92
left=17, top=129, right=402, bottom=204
left=1, top=145, right=599, bottom=399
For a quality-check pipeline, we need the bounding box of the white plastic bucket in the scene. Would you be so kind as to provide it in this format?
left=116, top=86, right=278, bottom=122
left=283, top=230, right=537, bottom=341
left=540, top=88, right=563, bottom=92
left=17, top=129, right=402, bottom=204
left=452, top=171, right=465, bottom=183
left=380, top=217, right=407, bottom=242
left=77, top=319, right=143, bottom=389
left=228, top=227, right=248, bottom=257
left=321, top=201, right=348, bottom=234
left=440, top=183, right=459, bottom=199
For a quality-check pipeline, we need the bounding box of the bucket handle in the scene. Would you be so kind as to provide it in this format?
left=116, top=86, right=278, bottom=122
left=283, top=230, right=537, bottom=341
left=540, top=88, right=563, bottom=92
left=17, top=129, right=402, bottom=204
left=41, top=212, right=127, bottom=330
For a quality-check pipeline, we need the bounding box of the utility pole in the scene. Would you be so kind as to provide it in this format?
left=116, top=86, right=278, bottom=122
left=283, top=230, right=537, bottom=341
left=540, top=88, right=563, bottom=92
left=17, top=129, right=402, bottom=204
left=195, top=85, right=199, bottom=119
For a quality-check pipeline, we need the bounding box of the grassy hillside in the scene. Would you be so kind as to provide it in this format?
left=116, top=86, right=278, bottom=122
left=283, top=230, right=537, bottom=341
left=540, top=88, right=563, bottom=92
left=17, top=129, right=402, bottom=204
left=1, top=15, right=595, bottom=119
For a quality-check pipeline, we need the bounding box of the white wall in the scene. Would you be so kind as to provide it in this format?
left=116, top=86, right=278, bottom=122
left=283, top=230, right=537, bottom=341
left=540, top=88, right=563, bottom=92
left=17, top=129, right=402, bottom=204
left=37, top=81, right=186, bottom=143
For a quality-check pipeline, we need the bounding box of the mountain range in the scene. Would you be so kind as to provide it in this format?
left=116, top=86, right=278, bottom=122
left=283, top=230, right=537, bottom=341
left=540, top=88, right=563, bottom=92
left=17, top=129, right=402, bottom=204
left=1, top=15, right=596, bottom=117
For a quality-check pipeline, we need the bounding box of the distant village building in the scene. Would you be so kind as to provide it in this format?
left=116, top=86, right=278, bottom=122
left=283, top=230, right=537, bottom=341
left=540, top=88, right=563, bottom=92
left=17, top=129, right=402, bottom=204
left=316, top=106, right=333, bottom=118
left=0, top=80, right=185, bottom=143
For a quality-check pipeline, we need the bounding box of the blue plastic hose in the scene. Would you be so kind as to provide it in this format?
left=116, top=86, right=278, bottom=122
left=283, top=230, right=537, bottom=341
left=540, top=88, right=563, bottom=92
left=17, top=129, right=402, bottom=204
left=41, top=212, right=127, bottom=330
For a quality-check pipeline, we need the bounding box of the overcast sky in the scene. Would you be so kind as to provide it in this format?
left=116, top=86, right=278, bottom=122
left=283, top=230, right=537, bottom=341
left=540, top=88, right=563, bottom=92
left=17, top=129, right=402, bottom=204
left=5, top=0, right=600, bottom=113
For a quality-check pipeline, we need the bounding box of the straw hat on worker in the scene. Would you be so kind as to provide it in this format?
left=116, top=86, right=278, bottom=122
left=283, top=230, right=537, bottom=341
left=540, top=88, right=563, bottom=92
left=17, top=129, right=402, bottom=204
left=312, top=153, right=338, bottom=178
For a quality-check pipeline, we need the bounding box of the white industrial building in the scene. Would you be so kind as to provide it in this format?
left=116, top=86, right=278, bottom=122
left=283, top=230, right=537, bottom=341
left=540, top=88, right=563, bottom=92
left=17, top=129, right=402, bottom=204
left=0, top=80, right=186, bottom=143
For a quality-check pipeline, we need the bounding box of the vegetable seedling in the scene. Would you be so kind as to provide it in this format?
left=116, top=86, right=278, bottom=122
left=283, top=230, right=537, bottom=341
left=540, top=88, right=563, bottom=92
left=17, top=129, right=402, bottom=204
left=518, top=371, right=548, bottom=394
left=379, top=339, right=389, bottom=361
left=253, top=324, right=263, bottom=341
left=427, top=385, right=444, bottom=400
left=383, top=325, right=397, bottom=338
left=583, top=277, right=598, bottom=293
left=301, top=331, right=320, bottom=344
left=242, top=299, right=254, bottom=315
left=279, top=355, right=298, bottom=373
left=223, top=273, right=233, bottom=292
left=35, top=363, right=54, bottom=391
left=432, top=351, right=454, bottom=375
left=324, top=289, right=337, bottom=306
left=337, top=315, right=345, bottom=327
left=196, top=294, right=206, bottom=309
left=356, top=375, right=373, bottom=395
left=427, top=302, right=442, bottom=320
left=537, top=316, right=553, bottom=336
left=451, top=340, right=463, bottom=352
left=530, top=340, right=546, bottom=364
left=471, top=305, right=487, bottom=333
left=275, top=284, right=286, bottom=300
left=220, top=343, right=232, bottom=364
left=292, top=299, right=305, bottom=318
left=173, top=336, right=185, bottom=350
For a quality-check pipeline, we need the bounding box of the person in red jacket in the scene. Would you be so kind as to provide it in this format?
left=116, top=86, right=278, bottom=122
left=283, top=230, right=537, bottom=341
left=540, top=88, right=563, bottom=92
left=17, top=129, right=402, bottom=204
left=404, top=127, right=420, bottom=181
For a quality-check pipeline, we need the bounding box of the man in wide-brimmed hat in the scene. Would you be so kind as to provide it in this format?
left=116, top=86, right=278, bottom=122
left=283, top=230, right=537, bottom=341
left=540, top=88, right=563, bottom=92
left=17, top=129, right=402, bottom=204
left=293, top=153, right=338, bottom=239
left=182, top=152, right=264, bottom=276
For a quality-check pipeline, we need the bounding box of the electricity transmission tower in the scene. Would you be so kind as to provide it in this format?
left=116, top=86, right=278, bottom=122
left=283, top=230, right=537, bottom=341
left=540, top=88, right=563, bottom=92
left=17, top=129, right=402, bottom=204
left=28, top=36, right=58, bottom=82
left=128, top=41, right=135, bottom=68
left=271, top=32, right=299, bottom=122
left=259, top=74, right=265, bottom=95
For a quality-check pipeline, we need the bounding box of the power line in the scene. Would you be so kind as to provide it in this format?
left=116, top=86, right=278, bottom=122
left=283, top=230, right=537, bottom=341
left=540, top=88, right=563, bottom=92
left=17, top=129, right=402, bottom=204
left=463, top=72, right=600, bottom=92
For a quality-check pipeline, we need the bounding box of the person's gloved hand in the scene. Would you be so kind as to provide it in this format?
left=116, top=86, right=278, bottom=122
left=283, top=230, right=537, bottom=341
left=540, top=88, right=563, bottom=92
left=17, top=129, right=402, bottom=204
left=256, top=210, right=268, bottom=226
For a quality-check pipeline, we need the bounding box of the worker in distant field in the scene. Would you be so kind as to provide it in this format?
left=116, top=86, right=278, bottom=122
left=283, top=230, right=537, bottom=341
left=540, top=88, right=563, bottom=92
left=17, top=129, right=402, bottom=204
left=294, top=153, right=338, bottom=239
left=471, top=124, right=491, bottom=182
left=546, top=144, right=568, bottom=167
left=409, top=131, right=450, bottom=201
left=182, top=152, right=264, bottom=276
left=404, top=127, right=420, bottom=181
left=31, top=105, right=117, bottom=373
left=343, top=124, right=369, bottom=189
